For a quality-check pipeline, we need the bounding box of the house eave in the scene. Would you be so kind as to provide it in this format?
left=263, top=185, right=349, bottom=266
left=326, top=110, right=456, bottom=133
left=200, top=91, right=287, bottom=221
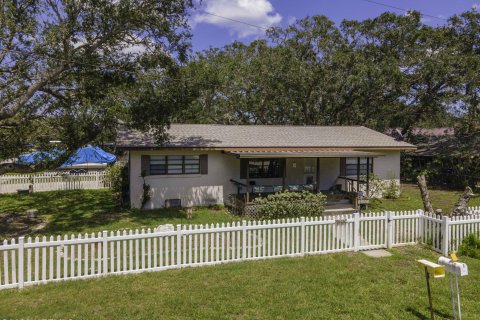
left=116, top=145, right=416, bottom=151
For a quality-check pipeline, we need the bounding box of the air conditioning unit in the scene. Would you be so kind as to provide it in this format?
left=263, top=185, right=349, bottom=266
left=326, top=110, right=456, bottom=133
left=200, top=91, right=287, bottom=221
left=165, top=198, right=181, bottom=208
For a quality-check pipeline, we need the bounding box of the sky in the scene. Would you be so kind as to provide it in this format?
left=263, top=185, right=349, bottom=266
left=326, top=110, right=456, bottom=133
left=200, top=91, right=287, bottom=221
left=190, top=0, right=480, bottom=52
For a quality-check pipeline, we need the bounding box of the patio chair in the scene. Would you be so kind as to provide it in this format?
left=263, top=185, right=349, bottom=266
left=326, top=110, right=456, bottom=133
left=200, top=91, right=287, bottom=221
left=252, top=185, right=266, bottom=194
left=303, top=184, right=314, bottom=192
left=288, top=185, right=302, bottom=192
left=272, top=185, right=284, bottom=193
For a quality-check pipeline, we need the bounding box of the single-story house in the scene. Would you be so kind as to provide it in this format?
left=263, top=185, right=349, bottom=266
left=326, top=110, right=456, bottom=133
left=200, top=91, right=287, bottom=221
left=116, top=124, right=416, bottom=209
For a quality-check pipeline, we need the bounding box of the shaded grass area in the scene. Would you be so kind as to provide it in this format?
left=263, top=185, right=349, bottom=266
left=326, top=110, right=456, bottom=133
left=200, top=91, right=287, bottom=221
left=0, top=246, right=478, bottom=319
left=0, top=190, right=239, bottom=240
left=371, top=183, right=480, bottom=213
left=2, top=184, right=480, bottom=239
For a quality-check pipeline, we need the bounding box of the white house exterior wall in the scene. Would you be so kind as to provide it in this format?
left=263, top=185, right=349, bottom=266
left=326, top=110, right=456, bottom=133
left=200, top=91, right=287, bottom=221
left=373, top=150, right=401, bottom=181
left=129, top=150, right=402, bottom=209
left=130, top=150, right=239, bottom=209
left=319, top=158, right=340, bottom=190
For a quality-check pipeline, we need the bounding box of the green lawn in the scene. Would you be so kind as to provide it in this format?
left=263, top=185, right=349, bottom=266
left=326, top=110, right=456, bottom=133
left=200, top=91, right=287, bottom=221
left=0, top=246, right=478, bottom=319
left=0, top=189, right=239, bottom=240
left=2, top=184, right=480, bottom=240
left=370, top=184, right=480, bottom=214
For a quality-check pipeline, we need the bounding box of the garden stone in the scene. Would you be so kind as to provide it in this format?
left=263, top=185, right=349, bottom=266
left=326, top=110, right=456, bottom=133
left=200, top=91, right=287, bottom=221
left=156, top=224, right=174, bottom=232
left=362, top=249, right=392, bottom=258
left=26, top=209, right=38, bottom=219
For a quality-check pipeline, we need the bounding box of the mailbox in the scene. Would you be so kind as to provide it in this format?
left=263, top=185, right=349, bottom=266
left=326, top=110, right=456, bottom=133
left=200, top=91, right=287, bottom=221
left=417, top=259, right=445, bottom=278
left=438, top=257, right=468, bottom=277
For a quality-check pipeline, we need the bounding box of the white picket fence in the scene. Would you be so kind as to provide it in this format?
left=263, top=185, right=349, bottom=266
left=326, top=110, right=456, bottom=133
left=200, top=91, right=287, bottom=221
left=0, top=172, right=110, bottom=194
left=1, top=208, right=480, bottom=290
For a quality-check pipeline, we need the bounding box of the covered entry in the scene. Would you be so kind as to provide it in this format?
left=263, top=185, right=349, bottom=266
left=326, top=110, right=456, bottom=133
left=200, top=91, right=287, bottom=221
left=225, top=149, right=384, bottom=203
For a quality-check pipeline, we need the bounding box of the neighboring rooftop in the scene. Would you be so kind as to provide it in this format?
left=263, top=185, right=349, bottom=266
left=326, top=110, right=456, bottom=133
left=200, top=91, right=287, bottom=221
left=386, top=127, right=455, bottom=156
left=117, top=124, right=415, bottom=149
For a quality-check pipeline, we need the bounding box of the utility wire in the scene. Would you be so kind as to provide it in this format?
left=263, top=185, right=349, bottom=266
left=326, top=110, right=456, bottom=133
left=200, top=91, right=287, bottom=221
left=360, top=0, right=448, bottom=21
left=202, top=11, right=270, bottom=31
left=1, top=6, right=449, bottom=88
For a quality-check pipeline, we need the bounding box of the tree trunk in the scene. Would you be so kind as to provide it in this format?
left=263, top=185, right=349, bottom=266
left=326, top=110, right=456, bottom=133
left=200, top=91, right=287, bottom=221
left=417, top=175, right=434, bottom=214
left=450, top=187, right=475, bottom=216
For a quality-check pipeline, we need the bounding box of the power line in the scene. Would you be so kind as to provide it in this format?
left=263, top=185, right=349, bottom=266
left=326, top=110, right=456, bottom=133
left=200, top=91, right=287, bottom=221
left=1, top=6, right=451, bottom=90
left=202, top=11, right=270, bottom=31
left=360, top=0, right=448, bottom=21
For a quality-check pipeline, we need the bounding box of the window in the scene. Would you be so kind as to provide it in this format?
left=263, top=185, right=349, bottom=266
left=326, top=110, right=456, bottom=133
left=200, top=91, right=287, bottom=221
left=345, top=157, right=373, bottom=176
left=150, top=155, right=200, bottom=175
left=241, top=159, right=284, bottom=179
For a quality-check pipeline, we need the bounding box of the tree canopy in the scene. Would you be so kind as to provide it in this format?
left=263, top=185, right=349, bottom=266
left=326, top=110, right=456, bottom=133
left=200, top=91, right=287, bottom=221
left=2, top=6, right=480, bottom=176
left=176, top=11, right=480, bottom=135
left=0, top=0, right=193, bottom=162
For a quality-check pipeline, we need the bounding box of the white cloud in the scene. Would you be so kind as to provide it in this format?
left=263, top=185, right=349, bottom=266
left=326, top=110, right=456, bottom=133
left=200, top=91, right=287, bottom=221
left=420, top=17, right=432, bottom=24
left=473, top=3, right=480, bottom=10
left=193, top=0, right=282, bottom=38
left=287, top=16, right=297, bottom=25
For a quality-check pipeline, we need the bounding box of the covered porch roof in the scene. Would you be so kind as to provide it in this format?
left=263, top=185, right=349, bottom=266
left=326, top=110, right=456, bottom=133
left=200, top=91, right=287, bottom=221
left=224, top=150, right=385, bottom=158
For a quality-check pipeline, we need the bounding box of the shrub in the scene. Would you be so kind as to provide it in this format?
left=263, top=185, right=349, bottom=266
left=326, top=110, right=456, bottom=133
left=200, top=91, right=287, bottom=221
left=458, top=233, right=480, bottom=259
left=360, top=172, right=400, bottom=199
left=252, top=191, right=327, bottom=220
left=105, top=163, right=129, bottom=206
left=383, top=178, right=400, bottom=199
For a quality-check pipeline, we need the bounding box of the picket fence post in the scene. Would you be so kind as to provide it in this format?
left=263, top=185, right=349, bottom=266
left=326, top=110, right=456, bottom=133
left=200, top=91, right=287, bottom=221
left=176, top=224, right=182, bottom=266
left=353, top=212, right=360, bottom=252
left=242, top=220, right=247, bottom=259
left=102, top=231, right=108, bottom=275
left=386, top=211, right=393, bottom=249
left=300, top=217, right=305, bottom=255
left=95, top=171, right=100, bottom=188
left=18, top=237, right=24, bottom=289
left=417, top=210, right=424, bottom=244
left=441, top=216, right=450, bottom=256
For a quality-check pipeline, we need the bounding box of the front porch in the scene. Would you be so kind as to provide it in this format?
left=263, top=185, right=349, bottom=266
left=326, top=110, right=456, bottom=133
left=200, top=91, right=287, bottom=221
left=225, top=150, right=382, bottom=216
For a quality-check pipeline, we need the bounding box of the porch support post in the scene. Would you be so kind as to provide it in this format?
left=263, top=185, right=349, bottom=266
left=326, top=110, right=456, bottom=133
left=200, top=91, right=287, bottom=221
left=366, top=157, right=370, bottom=197
left=282, top=159, right=286, bottom=192
left=356, top=157, right=360, bottom=192
left=316, top=157, right=321, bottom=193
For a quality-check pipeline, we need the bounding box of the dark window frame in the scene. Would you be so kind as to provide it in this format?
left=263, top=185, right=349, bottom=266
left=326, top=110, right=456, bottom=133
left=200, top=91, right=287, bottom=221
left=345, top=157, right=373, bottom=176
left=247, top=158, right=284, bottom=179
left=149, top=155, right=200, bottom=175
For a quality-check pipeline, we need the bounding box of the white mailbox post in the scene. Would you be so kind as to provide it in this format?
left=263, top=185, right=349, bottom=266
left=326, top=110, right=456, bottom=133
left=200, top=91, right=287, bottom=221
left=438, top=255, right=468, bottom=320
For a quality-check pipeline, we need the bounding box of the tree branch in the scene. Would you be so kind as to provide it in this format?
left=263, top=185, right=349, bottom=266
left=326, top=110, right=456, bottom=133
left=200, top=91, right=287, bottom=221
left=0, top=65, right=67, bottom=120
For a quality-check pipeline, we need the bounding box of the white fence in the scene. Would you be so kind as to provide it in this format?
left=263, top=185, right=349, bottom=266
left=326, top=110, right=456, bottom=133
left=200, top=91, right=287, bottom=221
left=0, top=172, right=110, bottom=194
left=1, top=209, right=480, bottom=290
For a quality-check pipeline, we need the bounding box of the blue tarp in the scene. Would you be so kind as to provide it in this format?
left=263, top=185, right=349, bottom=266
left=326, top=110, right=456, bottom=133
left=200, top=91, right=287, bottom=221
left=17, top=151, right=60, bottom=165
left=18, top=146, right=116, bottom=166
left=60, top=145, right=116, bottom=167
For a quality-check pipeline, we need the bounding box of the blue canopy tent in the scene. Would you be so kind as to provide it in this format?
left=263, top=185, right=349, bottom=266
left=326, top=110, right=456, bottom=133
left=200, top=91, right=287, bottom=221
left=60, top=145, right=116, bottom=168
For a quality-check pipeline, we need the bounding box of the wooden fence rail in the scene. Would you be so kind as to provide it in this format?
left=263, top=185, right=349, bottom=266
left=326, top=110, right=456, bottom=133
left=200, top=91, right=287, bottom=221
left=0, top=172, right=110, bottom=194
left=1, top=208, right=480, bottom=290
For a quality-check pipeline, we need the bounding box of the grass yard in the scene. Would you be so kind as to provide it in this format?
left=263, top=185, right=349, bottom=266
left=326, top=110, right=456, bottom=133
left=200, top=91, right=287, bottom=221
left=1, top=184, right=479, bottom=240
left=371, top=183, right=480, bottom=213
left=0, top=189, right=239, bottom=240
left=0, top=246, right=478, bottom=319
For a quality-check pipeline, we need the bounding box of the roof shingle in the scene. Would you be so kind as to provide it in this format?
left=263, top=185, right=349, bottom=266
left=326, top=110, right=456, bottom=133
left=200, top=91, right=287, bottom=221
left=116, top=124, right=416, bottom=149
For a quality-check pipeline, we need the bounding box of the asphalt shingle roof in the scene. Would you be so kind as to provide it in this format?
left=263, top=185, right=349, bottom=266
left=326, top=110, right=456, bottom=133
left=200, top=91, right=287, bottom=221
left=116, top=124, right=416, bottom=149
